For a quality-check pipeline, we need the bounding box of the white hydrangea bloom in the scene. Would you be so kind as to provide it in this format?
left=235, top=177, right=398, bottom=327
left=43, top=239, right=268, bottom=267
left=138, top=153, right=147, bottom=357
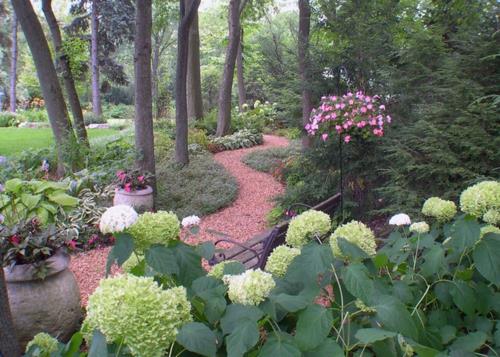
left=181, top=215, right=201, bottom=228
left=223, top=269, right=275, bottom=306
left=409, top=221, right=430, bottom=234
left=389, top=213, right=411, bottom=226
left=265, top=246, right=300, bottom=277
left=99, top=205, right=138, bottom=234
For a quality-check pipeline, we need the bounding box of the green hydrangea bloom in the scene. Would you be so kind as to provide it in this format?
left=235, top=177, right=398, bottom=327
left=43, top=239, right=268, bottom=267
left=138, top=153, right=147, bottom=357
left=285, top=210, right=331, bottom=248
left=265, top=245, right=300, bottom=277
left=480, top=225, right=500, bottom=239
left=409, top=221, right=430, bottom=234
left=330, top=220, right=377, bottom=257
left=128, top=211, right=180, bottom=252
left=207, top=260, right=238, bottom=279
left=83, top=274, right=192, bottom=357
left=223, top=269, right=275, bottom=306
left=483, top=209, right=500, bottom=226
left=422, top=197, right=457, bottom=222
left=460, top=181, right=500, bottom=218
left=26, top=333, right=58, bottom=355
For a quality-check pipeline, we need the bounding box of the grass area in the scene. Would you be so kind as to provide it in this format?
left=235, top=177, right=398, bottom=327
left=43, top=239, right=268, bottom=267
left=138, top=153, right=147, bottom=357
left=156, top=153, right=238, bottom=218
left=0, top=128, right=120, bottom=156
left=242, top=142, right=300, bottom=173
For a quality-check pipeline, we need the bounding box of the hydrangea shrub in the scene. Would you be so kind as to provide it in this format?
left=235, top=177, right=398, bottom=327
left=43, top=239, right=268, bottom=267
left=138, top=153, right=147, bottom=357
left=422, top=197, right=457, bottom=222
left=460, top=181, right=500, bottom=221
left=265, top=245, right=300, bottom=277
left=99, top=205, right=139, bottom=234
left=330, top=220, right=377, bottom=257
left=285, top=210, right=331, bottom=248
left=128, top=211, right=180, bottom=251
left=409, top=221, right=430, bottom=234
left=223, top=269, right=275, bottom=305
left=83, top=274, right=192, bottom=357
left=25, top=333, right=59, bottom=355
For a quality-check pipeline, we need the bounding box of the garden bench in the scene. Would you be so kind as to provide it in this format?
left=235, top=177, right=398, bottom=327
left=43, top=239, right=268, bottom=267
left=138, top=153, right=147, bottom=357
left=209, top=193, right=341, bottom=269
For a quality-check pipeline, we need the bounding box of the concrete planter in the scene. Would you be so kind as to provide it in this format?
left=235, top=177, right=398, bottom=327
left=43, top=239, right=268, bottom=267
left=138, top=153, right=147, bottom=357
left=5, top=250, right=82, bottom=350
left=113, top=185, right=153, bottom=212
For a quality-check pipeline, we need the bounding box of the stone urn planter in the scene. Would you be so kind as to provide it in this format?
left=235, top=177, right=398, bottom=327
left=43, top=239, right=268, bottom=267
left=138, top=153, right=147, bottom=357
left=5, top=250, right=82, bottom=350
left=113, top=185, right=154, bottom=212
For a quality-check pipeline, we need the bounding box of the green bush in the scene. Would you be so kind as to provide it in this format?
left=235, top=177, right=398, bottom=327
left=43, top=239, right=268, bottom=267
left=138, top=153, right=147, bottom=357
left=209, top=129, right=263, bottom=152
left=0, top=112, right=18, bottom=127
left=188, top=128, right=210, bottom=150
left=242, top=144, right=299, bottom=173
left=103, top=104, right=134, bottom=119
left=233, top=100, right=278, bottom=132
left=19, top=109, right=48, bottom=123
left=194, top=109, right=218, bottom=135
left=156, top=153, right=238, bottom=218
left=83, top=112, right=106, bottom=125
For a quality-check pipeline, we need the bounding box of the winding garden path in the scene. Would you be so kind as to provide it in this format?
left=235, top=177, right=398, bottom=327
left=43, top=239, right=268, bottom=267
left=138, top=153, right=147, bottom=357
left=70, top=135, right=289, bottom=305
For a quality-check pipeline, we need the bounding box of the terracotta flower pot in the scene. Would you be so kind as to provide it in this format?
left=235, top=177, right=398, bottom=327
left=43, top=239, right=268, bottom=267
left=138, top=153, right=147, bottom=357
left=113, top=185, right=154, bottom=213
left=4, top=250, right=82, bottom=350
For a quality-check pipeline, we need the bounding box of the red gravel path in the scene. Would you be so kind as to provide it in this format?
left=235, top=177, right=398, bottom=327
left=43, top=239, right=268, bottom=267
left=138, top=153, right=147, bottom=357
left=70, top=135, right=289, bottom=305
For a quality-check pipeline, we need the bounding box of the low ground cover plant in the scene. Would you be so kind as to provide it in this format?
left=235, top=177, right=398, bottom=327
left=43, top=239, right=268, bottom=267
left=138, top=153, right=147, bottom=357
left=209, top=129, right=263, bottom=152
left=242, top=143, right=299, bottom=173
left=25, top=181, right=500, bottom=356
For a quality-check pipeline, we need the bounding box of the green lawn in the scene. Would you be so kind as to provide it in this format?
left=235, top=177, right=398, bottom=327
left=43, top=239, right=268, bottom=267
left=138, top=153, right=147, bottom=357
left=0, top=128, right=119, bottom=156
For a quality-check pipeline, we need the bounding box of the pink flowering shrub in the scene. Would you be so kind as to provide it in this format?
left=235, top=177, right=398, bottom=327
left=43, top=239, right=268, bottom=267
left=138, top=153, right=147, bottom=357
left=305, top=91, right=391, bottom=143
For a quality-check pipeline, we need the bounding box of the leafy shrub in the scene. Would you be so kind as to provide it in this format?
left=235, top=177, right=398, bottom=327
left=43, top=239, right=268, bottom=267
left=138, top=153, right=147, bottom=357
left=233, top=100, right=277, bottom=132
left=83, top=112, right=106, bottom=125
left=0, top=112, right=18, bottom=127
left=188, top=128, right=210, bottom=150
left=209, top=129, right=263, bottom=152
left=194, top=109, right=218, bottom=135
left=19, top=109, right=49, bottom=123
left=273, top=127, right=302, bottom=139
left=0, top=179, right=78, bottom=226
left=156, top=154, right=238, bottom=218
left=154, top=119, right=176, bottom=139
left=103, top=104, right=134, bottom=119
left=242, top=144, right=299, bottom=173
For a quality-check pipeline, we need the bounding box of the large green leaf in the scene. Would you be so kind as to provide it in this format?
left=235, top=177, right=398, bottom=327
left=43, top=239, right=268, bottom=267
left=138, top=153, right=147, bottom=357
left=106, top=233, right=134, bottom=275
left=355, top=328, right=397, bottom=344
left=295, top=305, right=333, bottom=350
left=270, top=293, right=310, bottom=312
left=192, top=277, right=227, bottom=323
left=145, top=244, right=179, bottom=275
left=88, top=330, right=108, bottom=357
left=172, top=242, right=205, bottom=285
left=47, top=192, right=78, bottom=207
left=225, top=318, right=260, bottom=357
left=302, top=338, right=343, bottom=357
left=176, top=322, right=217, bottom=357
left=341, top=263, right=374, bottom=304
left=258, top=335, right=301, bottom=357
left=220, top=304, right=263, bottom=335
left=285, top=243, right=333, bottom=284
left=420, top=245, right=446, bottom=277
left=449, top=331, right=487, bottom=352
left=195, top=242, right=215, bottom=260
left=449, top=281, right=475, bottom=315
left=337, top=237, right=370, bottom=260
left=373, top=295, right=420, bottom=341
left=447, top=217, right=480, bottom=251
left=472, top=233, right=500, bottom=286
left=20, top=193, right=42, bottom=211
left=4, top=178, right=23, bottom=193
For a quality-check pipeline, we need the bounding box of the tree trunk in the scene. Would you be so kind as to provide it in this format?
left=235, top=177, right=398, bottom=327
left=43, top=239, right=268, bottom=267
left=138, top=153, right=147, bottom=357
left=9, top=12, right=17, bottom=112
left=152, top=32, right=161, bottom=119
left=42, top=0, right=89, bottom=148
left=12, top=0, right=77, bottom=176
left=236, top=27, right=246, bottom=111
left=134, top=0, right=156, bottom=195
left=91, top=0, right=102, bottom=117
left=186, top=4, right=203, bottom=121
left=0, top=268, right=21, bottom=357
left=175, top=0, right=200, bottom=165
left=298, top=0, right=312, bottom=149
left=215, top=0, right=241, bottom=137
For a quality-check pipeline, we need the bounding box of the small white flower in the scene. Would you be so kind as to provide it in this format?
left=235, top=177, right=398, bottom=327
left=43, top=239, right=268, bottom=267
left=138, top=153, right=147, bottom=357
left=99, top=205, right=139, bottom=234
left=181, top=215, right=201, bottom=228
left=389, top=213, right=411, bottom=226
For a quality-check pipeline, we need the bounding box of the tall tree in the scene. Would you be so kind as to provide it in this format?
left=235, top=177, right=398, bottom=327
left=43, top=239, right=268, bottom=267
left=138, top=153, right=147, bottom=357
left=42, top=0, right=89, bottom=147
left=12, top=0, right=77, bottom=175
left=215, top=0, right=242, bottom=136
left=134, top=0, right=156, bottom=191
left=0, top=268, right=21, bottom=357
left=298, top=0, right=312, bottom=148
left=90, top=0, right=102, bottom=117
left=186, top=0, right=203, bottom=121
left=175, top=0, right=201, bottom=165
left=236, top=27, right=246, bottom=110
left=9, top=11, right=17, bottom=112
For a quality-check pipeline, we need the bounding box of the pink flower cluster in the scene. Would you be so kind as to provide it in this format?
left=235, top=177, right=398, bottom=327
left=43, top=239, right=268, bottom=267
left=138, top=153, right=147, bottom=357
left=305, top=91, right=391, bottom=143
